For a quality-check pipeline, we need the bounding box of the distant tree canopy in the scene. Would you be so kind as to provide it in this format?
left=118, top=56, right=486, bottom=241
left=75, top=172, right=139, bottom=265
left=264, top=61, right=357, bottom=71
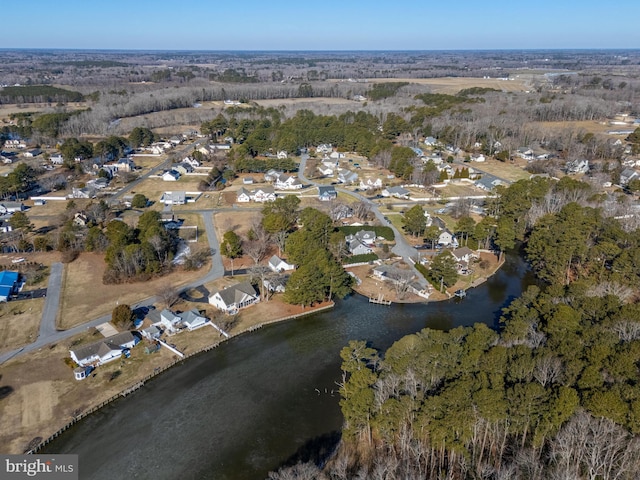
left=210, top=68, right=259, bottom=83
left=367, top=82, right=409, bottom=101
left=31, top=111, right=83, bottom=137
left=0, top=85, right=84, bottom=104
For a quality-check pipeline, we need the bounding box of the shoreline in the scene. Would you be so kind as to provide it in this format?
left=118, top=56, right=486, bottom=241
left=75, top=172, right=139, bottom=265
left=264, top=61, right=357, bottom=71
left=27, top=301, right=335, bottom=454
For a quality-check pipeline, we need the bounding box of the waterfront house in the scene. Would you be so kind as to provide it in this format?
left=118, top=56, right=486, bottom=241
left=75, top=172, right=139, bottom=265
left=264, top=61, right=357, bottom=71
left=209, top=282, right=260, bottom=314
left=179, top=309, right=209, bottom=331
left=69, top=331, right=139, bottom=367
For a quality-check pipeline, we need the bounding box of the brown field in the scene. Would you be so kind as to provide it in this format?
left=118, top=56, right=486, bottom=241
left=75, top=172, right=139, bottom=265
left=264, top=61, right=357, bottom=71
left=57, top=252, right=206, bottom=329
left=536, top=120, right=625, bottom=136
left=471, top=158, right=531, bottom=183
left=0, top=328, right=176, bottom=454
left=255, top=97, right=357, bottom=107
left=0, top=298, right=45, bottom=353
left=0, top=102, right=87, bottom=121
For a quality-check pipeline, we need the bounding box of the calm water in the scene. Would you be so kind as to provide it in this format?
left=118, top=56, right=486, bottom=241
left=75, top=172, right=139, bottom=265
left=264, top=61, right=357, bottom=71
left=44, top=253, right=533, bottom=479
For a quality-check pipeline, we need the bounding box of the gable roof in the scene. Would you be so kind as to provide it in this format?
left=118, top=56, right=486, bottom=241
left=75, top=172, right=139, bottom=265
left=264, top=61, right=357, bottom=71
left=215, top=282, right=258, bottom=307
left=70, top=331, right=136, bottom=363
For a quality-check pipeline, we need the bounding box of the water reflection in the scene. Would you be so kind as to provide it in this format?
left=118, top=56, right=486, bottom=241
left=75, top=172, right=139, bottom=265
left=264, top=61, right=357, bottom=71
left=44, top=253, right=533, bottom=479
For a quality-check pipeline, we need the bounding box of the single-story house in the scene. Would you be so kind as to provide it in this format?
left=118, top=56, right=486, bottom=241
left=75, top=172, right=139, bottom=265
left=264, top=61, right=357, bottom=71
left=161, top=191, right=186, bottom=205
left=0, top=202, right=24, bottom=214
left=318, top=185, right=337, bottom=202
left=140, top=325, right=162, bottom=340
left=451, top=246, right=475, bottom=263
left=620, top=168, right=639, bottom=186
left=263, top=274, right=289, bottom=293
left=24, top=149, right=42, bottom=158
left=338, top=169, right=358, bottom=184
left=268, top=255, right=295, bottom=273
left=162, top=170, right=181, bottom=182
left=69, top=331, right=140, bottom=367
left=382, top=186, right=410, bottom=199
left=179, top=309, right=209, bottom=331
left=71, top=187, right=97, bottom=199
left=148, top=308, right=183, bottom=334
left=242, top=176, right=255, bottom=185
left=209, top=282, right=260, bottom=314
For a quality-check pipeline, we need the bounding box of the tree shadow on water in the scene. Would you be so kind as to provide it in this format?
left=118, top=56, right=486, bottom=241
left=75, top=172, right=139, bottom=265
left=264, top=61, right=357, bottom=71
left=278, top=431, right=342, bottom=470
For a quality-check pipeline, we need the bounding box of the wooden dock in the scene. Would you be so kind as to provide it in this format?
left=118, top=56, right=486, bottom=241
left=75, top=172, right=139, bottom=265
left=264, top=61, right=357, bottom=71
left=369, top=296, right=392, bottom=305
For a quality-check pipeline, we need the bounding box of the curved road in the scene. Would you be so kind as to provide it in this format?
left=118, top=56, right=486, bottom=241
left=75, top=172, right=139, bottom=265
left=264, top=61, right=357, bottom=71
left=0, top=211, right=224, bottom=365
left=298, top=154, right=427, bottom=287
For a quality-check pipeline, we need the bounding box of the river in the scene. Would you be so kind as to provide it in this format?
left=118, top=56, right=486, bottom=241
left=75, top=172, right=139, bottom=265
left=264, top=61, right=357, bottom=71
left=43, top=253, right=533, bottom=479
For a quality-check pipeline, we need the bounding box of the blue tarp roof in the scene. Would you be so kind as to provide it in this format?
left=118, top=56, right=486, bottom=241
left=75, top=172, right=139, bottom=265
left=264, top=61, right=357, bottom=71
left=0, top=270, right=18, bottom=288
left=0, top=286, right=12, bottom=298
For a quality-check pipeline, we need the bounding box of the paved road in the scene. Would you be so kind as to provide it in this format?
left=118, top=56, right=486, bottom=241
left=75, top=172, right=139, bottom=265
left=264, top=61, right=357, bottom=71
left=298, top=154, right=427, bottom=287
left=0, top=210, right=225, bottom=365
left=38, top=262, right=63, bottom=339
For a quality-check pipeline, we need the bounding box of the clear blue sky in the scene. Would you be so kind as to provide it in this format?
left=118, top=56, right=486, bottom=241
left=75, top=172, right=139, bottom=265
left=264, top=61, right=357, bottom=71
left=5, top=0, right=639, bottom=50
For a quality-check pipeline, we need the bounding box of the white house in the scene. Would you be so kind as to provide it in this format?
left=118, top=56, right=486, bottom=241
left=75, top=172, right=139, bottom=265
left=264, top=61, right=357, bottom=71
left=346, top=238, right=372, bottom=256
left=452, top=246, right=475, bottom=263
left=179, top=309, right=209, bottom=331
left=274, top=174, right=302, bottom=190
left=236, top=187, right=252, bottom=203
left=516, top=147, right=534, bottom=160
left=277, top=150, right=288, bottom=159
left=316, top=144, right=333, bottom=154
left=252, top=186, right=277, bottom=202
left=268, top=255, right=296, bottom=273
left=317, top=165, right=334, bottom=176
left=209, top=282, right=260, bottom=314
left=161, top=191, right=186, bottom=205
left=182, top=157, right=201, bottom=168
left=338, top=169, right=358, bottom=185
left=0, top=202, right=24, bottom=214
left=382, top=186, right=410, bottom=199
left=149, top=309, right=182, bottom=334
left=50, top=154, right=64, bottom=165
left=318, top=185, right=337, bottom=201
left=69, top=331, right=139, bottom=367
left=359, top=177, right=383, bottom=190
left=424, top=136, right=438, bottom=146
left=330, top=151, right=345, bottom=160
left=438, top=230, right=457, bottom=247
left=471, top=154, right=486, bottom=163
left=162, top=170, right=181, bottom=181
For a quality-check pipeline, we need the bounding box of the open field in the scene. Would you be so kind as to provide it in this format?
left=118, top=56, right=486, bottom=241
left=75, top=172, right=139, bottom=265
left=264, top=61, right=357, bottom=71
left=0, top=298, right=45, bottom=353
left=536, top=119, right=632, bottom=136
left=0, top=328, right=176, bottom=454
left=348, top=76, right=530, bottom=94
left=470, top=158, right=531, bottom=183
left=57, top=252, right=207, bottom=329
left=0, top=102, right=87, bottom=121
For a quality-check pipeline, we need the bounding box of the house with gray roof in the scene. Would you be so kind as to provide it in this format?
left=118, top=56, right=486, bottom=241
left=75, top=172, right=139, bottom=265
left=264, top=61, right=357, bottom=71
left=69, top=331, right=139, bottom=367
left=318, top=185, right=337, bottom=201
left=209, top=281, right=260, bottom=314
left=382, top=186, right=410, bottom=199
left=161, top=191, right=186, bottom=205
left=179, top=309, right=209, bottom=331
left=268, top=255, right=295, bottom=273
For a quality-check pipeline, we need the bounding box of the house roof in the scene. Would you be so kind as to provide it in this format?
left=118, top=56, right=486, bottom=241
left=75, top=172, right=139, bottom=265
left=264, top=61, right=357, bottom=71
left=215, top=282, right=258, bottom=307
left=386, top=186, right=410, bottom=196
left=452, top=247, right=473, bottom=259
left=179, top=308, right=207, bottom=326
left=318, top=185, right=337, bottom=196
left=70, top=331, right=136, bottom=363
left=0, top=270, right=19, bottom=288
left=0, top=286, right=12, bottom=298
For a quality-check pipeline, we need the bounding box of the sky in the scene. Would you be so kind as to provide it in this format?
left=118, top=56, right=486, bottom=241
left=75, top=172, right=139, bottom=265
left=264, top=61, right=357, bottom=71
left=4, top=0, right=640, bottom=51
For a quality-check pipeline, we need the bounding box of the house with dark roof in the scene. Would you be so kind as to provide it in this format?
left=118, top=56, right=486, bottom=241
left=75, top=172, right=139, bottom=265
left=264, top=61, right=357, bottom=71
left=318, top=185, right=337, bottom=201
left=209, top=282, right=260, bottom=314
left=69, top=331, right=139, bottom=367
